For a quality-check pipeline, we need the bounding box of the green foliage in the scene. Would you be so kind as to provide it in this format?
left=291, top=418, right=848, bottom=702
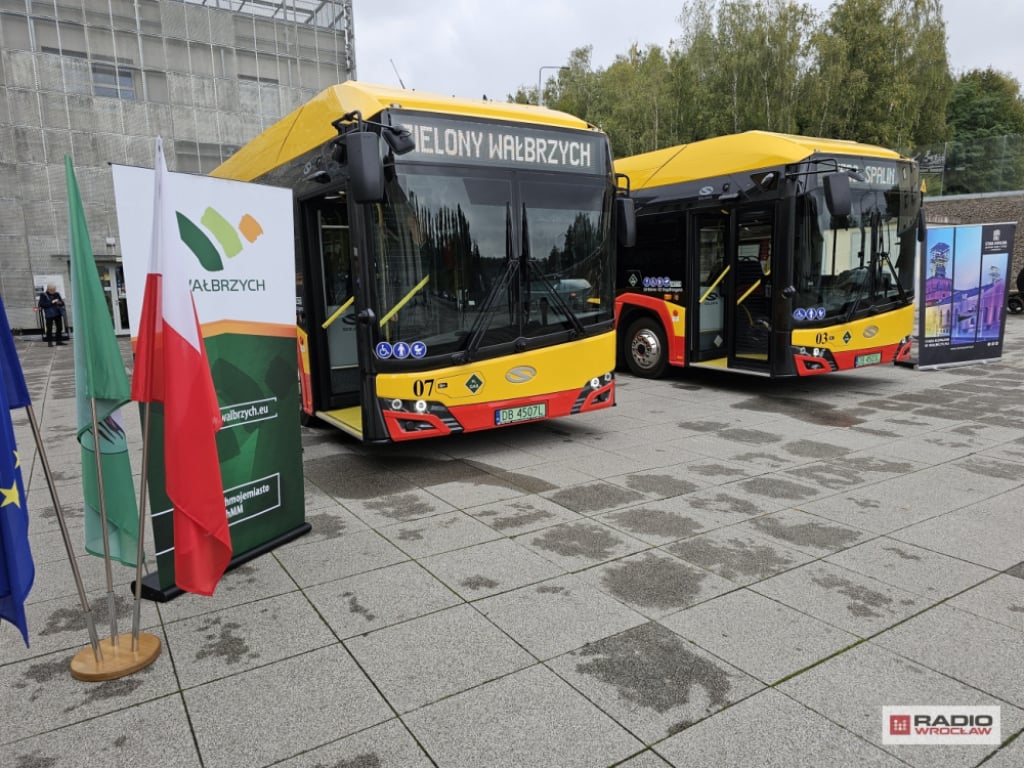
left=516, top=0, right=993, bottom=160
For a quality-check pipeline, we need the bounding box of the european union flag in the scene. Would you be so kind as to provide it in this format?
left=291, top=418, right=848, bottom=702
left=0, top=293, right=34, bottom=646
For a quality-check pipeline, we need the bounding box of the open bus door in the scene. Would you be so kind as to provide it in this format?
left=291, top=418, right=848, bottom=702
left=689, top=207, right=773, bottom=373
left=308, top=195, right=365, bottom=435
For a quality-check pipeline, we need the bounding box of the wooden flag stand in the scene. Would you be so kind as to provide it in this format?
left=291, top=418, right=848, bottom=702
left=68, top=398, right=162, bottom=682
left=70, top=632, right=161, bottom=681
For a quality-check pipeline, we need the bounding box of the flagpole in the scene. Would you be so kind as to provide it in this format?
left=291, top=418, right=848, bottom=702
left=23, top=404, right=102, bottom=661
left=89, top=396, right=119, bottom=646
left=130, top=401, right=151, bottom=650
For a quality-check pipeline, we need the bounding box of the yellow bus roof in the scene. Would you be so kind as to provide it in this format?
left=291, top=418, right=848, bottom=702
left=614, top=130, right=906, bottom=190
left=212, top=80, right=595, bottom=182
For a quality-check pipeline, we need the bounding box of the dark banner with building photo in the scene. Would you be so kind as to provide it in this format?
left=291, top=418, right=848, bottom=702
left=920, top=223, right=1016, bottom=368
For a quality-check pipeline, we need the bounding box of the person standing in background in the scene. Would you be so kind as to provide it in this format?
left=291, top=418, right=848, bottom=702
left=38, top=283, right=65, bottom=346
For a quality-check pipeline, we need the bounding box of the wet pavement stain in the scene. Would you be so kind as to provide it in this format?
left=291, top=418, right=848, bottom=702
left=113, top=735, right=127, bottom=747
left=363, top=493, right=437, bottom=521
left=536, top=584, right=566, bottom=594
left=395, top=528, right=424, bottom=542
left=718, top=428, right=782, bottom=445
left=687, top=493, right=761, bottom=516
left=14, top=752, right=60, bottom=768
left=459, top=575, right=500, bottom=591
left=15, top=658, right=69, bottom=700
left=811, top=571, right=899, bottom=618
left=752, top=516, right=863, bottom=551
left=685, top=463, right=749, bottom=478
left=782, top=440, right=849, bottom=459
left=842, top=456, right=917, bottom=475
left=882, top=545, right=922, bottom=561
left=546, top=482, right=646, bottom=513
left=683, top=420, right=730, bottom=432
left=667, top=537, right=796, bottom=581
left=850, top=425, right=899, bottom=438
left=734, top=395, right=866, bottom=428
left=474, top=502, right=555, bottom=531
left=784, top=464, right=863, bottom=490
left=306, top=512, right=349, bottom=540
left=75, top=675, right=146, bottom=711
left=600, top=553, right=710, bottom=609
left=738, top=476, right=818, bottom=500
left=342, top=591, right=376, bottom=621
left=467, top=462, right=558, bottom=494
left=530, top=523, right=626, bottom=561
left=730, top=451, right=793, bottom=469
left=956, top=457, right=1022, bottom=480
left=323, top=753, right=382, bottom=768
left=603, top=507, right=704, bottom=540
left=1006, top=563, right=1024, bottom=580
left=573, top=622, right=733, bottom=729
left=195, top=617, right=257, bottom=665
left=624, top=474, right=699, bottom=498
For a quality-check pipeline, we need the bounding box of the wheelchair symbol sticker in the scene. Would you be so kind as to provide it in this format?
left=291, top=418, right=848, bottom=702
left=375, top=341, right=393, bottom=359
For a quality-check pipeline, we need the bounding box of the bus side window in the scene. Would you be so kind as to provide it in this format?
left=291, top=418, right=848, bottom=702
left=630, top=212, right=686, bottom=297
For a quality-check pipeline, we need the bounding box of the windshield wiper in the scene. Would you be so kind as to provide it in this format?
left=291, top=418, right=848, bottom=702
left=455, top=202, right=517, bottom=364
left=521, top=203, right=586, bottom=338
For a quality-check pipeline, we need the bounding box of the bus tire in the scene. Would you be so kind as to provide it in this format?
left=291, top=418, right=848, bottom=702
left=299, top=409, right=323, bottom=428
left=624, top=317, right=667, bottom=378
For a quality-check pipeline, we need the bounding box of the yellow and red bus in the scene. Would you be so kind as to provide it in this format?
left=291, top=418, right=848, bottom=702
left=614, top=130, right=922, bottom=377
left=213, top=81, right=633, bottom=442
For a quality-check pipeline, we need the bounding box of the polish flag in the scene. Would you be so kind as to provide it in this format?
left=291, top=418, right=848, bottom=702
left=131, top=137, right=232, bottom=596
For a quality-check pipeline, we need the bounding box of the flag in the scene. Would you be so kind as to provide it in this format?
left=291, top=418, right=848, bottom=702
left=66, top=156, right=139, bottom=567
left=0, top=293, right=33, bottom=645
left=132, top=137, right=231, bottom=596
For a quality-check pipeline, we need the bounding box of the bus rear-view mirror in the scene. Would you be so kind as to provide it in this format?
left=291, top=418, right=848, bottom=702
left=616, top=196, right=636, bottom=248
left=823, top=172, right=851, bottom=217
left=347, top=131, right=384, bottom=203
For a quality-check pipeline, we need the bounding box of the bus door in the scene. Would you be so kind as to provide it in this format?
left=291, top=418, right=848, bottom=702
left=690, top=208, right=773, bottom=371
left=690, top=212, right=730, bottom=364
left=308, top=196, right=363, bottom=434
left=729, top=208, right=773, bottom=372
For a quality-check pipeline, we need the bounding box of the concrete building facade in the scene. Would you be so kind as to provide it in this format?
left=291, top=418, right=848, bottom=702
left=0, top=0, right=355, bottom=333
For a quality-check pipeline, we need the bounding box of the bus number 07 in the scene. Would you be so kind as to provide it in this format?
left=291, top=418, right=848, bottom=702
left=413, top=379, right=434, bottom=397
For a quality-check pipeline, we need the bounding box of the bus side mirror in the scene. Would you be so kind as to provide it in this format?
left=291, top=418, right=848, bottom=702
left=616, top=196, right=636, bottom=248
left=823, top=172, right=851, bottom=217
left=346, top=131, right=384, bottom=203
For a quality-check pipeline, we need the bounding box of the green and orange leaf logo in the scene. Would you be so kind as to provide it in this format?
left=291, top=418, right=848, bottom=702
left=177, top=207, right=264, bottom=272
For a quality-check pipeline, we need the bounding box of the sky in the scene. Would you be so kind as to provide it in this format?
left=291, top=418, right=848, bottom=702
left=351, top=0, right=1023, bottom=102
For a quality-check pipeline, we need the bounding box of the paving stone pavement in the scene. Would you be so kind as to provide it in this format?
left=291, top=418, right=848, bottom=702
left=3, top=317, right=1023, bottom=768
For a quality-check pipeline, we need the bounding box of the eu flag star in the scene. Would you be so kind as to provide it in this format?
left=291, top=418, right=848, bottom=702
left=0, top=482, right=20, bottom=509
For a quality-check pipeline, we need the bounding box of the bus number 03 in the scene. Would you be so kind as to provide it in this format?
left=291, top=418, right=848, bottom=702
left=815, top=332, right=830, bottom=345
left=413, top=379, right=434, bottom=397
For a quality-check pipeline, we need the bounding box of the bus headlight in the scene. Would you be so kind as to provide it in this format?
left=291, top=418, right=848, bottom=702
left=414, top=400, right=428, bottom=413
left=391, top=398, right=403, bottom=411
left=590, top=377, right=601, bottom=389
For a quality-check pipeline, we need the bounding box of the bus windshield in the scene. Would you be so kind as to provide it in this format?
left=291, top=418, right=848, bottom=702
left=794, top=160, right=919, bottom=323
left=371, top=164, right=613, bottom=361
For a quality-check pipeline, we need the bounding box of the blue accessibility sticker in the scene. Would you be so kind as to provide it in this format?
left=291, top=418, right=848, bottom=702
left=393, top=342, right=410, bottom=359
left=375, top=341, right=393, bottom=359
left=410, top=341, right=427, bottom=358
left=793, top=308, right=808, bottom=321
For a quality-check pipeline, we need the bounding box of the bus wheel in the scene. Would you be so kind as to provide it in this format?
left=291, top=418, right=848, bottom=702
left=625, top=317, right=667, bottom=378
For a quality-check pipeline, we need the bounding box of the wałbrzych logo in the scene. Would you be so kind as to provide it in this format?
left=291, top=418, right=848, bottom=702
left=178, top=207, right=264, bottom=272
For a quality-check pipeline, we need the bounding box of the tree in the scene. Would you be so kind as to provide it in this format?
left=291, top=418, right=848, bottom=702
left=799, top=0, right=950, bottom=147
left=941, top=68, right=1024, bottom=193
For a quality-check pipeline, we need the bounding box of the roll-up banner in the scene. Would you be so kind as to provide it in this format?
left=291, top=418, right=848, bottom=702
left=919, top=223, right=1016, bottom=369
left=112, top=164, right=308, bottom=600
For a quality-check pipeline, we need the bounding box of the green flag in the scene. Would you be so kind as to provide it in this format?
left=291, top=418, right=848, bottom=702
left=66, top=156, right=139, bottom=567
